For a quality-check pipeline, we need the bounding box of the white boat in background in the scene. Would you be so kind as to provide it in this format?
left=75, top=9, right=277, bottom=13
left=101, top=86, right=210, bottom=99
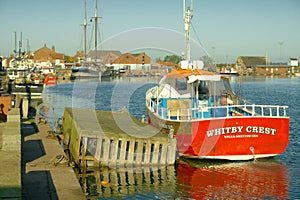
left=71, top=66, right=99, bottom=79
left=6, top=69, right=27, bottom=80
left=35, top=62, right=55, bottom=75
left=219, top=67, right=239, bottom=76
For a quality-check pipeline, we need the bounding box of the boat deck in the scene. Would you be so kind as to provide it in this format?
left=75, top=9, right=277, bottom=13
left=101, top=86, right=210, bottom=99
left=148, top=98, right=288, bottom=121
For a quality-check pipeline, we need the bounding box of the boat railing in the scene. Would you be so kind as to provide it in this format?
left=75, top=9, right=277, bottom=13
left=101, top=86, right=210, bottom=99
left=148, top=100, right=288, bottom=121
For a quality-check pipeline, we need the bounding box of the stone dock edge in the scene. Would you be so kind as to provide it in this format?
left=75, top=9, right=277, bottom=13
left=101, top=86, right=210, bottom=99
left=0, top=108, right=86, bottom=199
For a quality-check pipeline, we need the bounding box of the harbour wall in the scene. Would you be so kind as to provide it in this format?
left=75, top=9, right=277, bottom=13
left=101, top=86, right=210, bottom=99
left=0, top=98, right=86, bottom=199
left=0, top=107, right=21, bottom=199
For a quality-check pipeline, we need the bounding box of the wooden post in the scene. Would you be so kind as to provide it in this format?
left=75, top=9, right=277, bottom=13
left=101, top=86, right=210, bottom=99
left=102, top=137, right=110, bottom=166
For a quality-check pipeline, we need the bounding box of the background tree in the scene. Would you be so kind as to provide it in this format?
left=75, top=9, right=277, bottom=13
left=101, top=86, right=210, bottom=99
left=64, top=56, right=74, bottom=63
left=163, top=55, right=181, bottom=64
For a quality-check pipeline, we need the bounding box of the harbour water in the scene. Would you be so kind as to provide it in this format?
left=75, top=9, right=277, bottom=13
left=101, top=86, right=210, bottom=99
left=42, top=76, right=300, bottom=199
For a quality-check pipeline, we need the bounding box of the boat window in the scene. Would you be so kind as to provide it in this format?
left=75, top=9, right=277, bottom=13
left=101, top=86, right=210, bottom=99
left=208, top=78, right=234, bottom=97
left=175, top=78, right=187, bottom=91
left=198, top=81, right=209, bottom=100
left=222, top=78, right=234, bottom=94
left=206, top=78, right=237, bottom=106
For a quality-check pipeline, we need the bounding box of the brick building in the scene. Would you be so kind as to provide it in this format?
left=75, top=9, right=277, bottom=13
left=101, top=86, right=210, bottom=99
left=235, top=56, right=295, bottom=76
left=72, top=50, right=85, bottom=61
left=111, top=52, right=151, bottom=70
left=34, top=44, right=64, bottom=65
left=235, top=56, right=267, bottom=75
left=255, top=65, right=291, bottom=76
left=86, top=50, right=122, bottom=65
left=151, top=61, right=178, bottom=69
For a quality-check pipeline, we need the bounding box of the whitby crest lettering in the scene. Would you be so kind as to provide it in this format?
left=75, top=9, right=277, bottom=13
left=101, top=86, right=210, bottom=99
left=206, top=126, right=277, bottom=138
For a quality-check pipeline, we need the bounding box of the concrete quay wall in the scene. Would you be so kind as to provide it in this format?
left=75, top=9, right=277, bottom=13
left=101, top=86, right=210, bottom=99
left=0, top=105, right=86, bottom=199
left=2, top=108, right=21, bottom=151
left=0, top=108, right=22, bottom=199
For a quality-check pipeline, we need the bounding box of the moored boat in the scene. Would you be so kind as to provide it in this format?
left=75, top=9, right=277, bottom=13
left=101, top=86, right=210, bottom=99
left=219, top=68, right=239, bottom=76
left=43, top=73, right=57, bottom=86
left=3, top=68, right=44, bottom=96
left=145, top=0, right=289, bottom=161
left=146, top=68, right=289, bottom=160
left=3, top=32, right=45, bottom=96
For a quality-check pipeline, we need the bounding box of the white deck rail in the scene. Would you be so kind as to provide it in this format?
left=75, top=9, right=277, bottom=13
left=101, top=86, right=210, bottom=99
left=148, top=100, right=288, bottom=121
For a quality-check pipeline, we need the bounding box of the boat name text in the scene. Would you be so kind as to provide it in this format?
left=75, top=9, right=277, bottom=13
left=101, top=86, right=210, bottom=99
left=206, top=126, right=276, bottom=137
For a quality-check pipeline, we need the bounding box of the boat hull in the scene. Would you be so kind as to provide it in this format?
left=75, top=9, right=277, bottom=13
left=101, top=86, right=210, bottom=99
left=7, top=83, right=44, bottom=95
left=147, top=111, right=289, bottom=160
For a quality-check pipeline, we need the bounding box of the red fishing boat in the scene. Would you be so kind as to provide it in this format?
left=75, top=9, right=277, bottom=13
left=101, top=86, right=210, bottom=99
left=145, top=0, right=289, bottom=161
left=43, top=73, right=57, bottom=86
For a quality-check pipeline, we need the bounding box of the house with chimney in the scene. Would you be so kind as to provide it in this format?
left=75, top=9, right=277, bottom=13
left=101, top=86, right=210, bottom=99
left=34, top=44, right=64, bottom=66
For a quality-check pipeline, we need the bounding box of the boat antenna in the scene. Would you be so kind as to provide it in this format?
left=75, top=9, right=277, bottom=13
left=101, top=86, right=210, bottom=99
left=183, top=0, right=193, bottom=63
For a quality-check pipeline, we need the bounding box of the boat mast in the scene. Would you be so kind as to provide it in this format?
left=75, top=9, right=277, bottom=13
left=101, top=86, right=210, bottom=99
left=14, top=32, right=17, bottom=58
left=183, top=0, right=193, bottom=63
left=26, top=38, right=30, bottom=53
left=83, top=0, right=87, bottom=59
left=91, top=0, right=101, bottom=62
left=13, top=32, right=24, bottom=61
left=19, top=32, right=22, bottom=58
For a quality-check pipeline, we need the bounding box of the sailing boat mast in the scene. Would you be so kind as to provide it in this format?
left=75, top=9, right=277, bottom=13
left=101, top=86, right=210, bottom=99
left=183, top=0, right=193, bottom=62
left=91, top=0, right=101, bottom=62
left=83, top=0, right=87, bottom=58
left=13, top=32, right=24, bottom=61
left=14, top=32, right=17, bottom=57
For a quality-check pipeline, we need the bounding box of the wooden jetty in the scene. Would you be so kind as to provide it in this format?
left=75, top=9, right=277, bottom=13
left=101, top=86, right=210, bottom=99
left=62, top=107, right=177, bottom=167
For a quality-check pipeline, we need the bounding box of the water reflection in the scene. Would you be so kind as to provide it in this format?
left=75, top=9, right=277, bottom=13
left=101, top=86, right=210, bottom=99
left=75, top=158, right=289, bottom=199
left=176, top=158, right=289, bottom=199
left=76, top=165, right=177, bottom=199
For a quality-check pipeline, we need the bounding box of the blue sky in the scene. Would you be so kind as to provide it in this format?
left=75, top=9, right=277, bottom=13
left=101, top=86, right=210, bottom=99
left=0, top=0, right=299, bottom=63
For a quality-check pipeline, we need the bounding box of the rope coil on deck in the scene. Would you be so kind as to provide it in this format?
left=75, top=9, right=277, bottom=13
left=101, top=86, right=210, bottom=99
left=49, top=154, right=69, bottom=166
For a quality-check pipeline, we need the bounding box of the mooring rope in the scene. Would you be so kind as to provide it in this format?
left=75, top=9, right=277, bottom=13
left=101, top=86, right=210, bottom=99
left=249, top=146, right=257, bottom=161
